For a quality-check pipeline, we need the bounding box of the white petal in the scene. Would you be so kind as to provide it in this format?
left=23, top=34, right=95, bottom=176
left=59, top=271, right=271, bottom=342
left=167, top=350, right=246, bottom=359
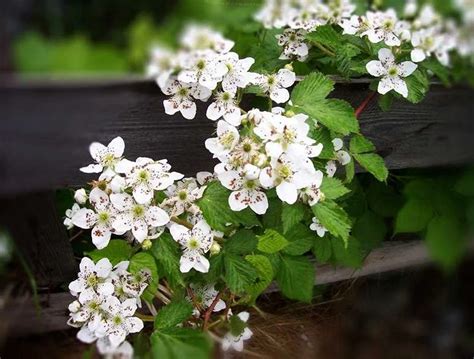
left=146, top=206, right=170, bottom=227
left=133, top=183, right=153, bottom=205
left=80, top=257, right=95, bottom=273
left=237, top=311, right=250, bottom=322
left=377, top=77, right=395, bottom=95
left=132, top=219, right=148, bottom=242
left=179, top=253, right=195, bottom=273
left=249, top=191, right=268, bottom=215
left=193, top=254, right=210, bottom=273
left=107, top=137, right=125, bottom=157
left=169, top=224, right=189, bottom=245
left=180, top=101, right=197, bottom=120
left=95, top=258, right=112, bottom=277
left=229, top=191, right=249, bottom=211
left=97, top=282, right=115, bottom=296
left=206, top=102, right=224, bottom=121
left=392, top=77, right=408, bottom=98
left=411, top=48, right=426, bottom=63
left=213, top=299, right=227, bottom=312
left=77, top=326, right=97, bottom=344
left=276, top=181, right=298, bottom=204
left=259, top=167, right=275, bottom=188
left=398, top=61, right=418, bottom=77
left=115, top=159, right=136, bottom=174
left=223, top=107, right=242, bottom=126
left=277, top=69, right=296, bottom=87
left=265, top=142, right=283, bottom=158
left=110, top=192, right=134, bottom=211
left=178, top=70, right=198, bottom=84
left=89, top=188, right=110, bottom=211
left=218, top=170, right=243, bottom=191
left=108, top=327, right=127, bottom=348
left=80, top=163, right=103, bottom=173
left=72, top=208, right=97, bottom=229
left=378, top=48, right=395, bottom=67
left=69, top=279, right=85, bottom=294
left=121, top=298, right=138, bottom=317
left=113, top=212, right=133, bottom=233
left=91, top=224, right=112, bottom=249
left=270, top=88, right=290, bottom=104
left=337, top=150, right=351, bottom=166
left=163, top=99, right=179, bottom=115
left=126, top=317, right=144, bottom=333
left=366, top=60, right=386, bottom=77
left=89, top=142, right=107, bottom=162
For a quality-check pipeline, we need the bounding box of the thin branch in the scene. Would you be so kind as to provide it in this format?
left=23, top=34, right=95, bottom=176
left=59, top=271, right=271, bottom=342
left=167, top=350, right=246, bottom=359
left=170, top=216, right=194, bottom=229
left=203, top=291, right=223, bottom=330
left=355, top=91, right=377, bottom=118
left=313, top=42, right=336, bottom=57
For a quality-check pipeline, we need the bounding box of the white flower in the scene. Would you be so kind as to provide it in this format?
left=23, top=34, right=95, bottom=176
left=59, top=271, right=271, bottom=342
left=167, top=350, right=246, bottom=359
left=310, top=217, right=327, bottom=237
left=362, top=10, right=410, bottom=47
left=299, top=170, right=324, bottom=206
left=110, top=192, right=169, bottom=243
left=180, top=24, right=234, bottom=53
left=74, top=188, right=88, bottom=204
left=97, top=339, right=133, bottom=359
left=80, top=137, right=125, bottom=179
left=116, top=157, right=183, bottom=205
left=255, top=0, right=290, bottom=29
left=326, top=160, right=337, bottom=177
left=366, top=48, right=417, bottom=98
left=189, top=283, right=226, bottom=312
left=410, top=27, right=446, bottom=63
left=220, top=52, right=255, bottom=95
left=260, top=154, right=317, bottom=204
left=162, top=78, right=211, bottom=120
left=413, top=5, right=441, bottom=29
left=170, top=220, right=213, bottom=273
left=287, top=5, right=328, bottom=31
left=332, top=138, right=351, bottom=165
left=68, top=292, right=106, bottom=334
left=178, top=50, right=228, bottom=90
left=68, top=257, right=114, bottom=302
left=253, top=68, right=296, bottom=104
left=196, top=171, right=215, bottom=185
left=64, top=203, right=81, bottom=229
left=327, top=0, right=356, bottom=25
left=162, top=178, right=205, bottom=217
left=99, top=297, right=144, bottom=348
left=205, top=120, right=240, bottom=160
left=71, top=188, right=122, bottom=249
left=276, top=28, right=310, bottom=61
left=227, top=137, right=263, bottom=168
left=222, top=311, right=253, bottom=352
left=218, top=164, right=269, bottom=215
left=147, top=46, right=177, bottom=89
left=110, top=261, right=150, bottom=304
left=404, top=0, right=418, bottom=17
left=206, top=91, right=242, bottom=126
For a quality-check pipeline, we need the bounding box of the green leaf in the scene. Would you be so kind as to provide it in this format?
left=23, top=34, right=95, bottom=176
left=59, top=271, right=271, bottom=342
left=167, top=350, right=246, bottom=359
left=87, top=239, right=132, bottom=265
left=320, top=177, right=351, bottom=200
left=245, top=254, right=274, bottom=301
left=197, top=181, right=260, bottom=232
left=425, top=216, right=466, bottom=271
left=331, top=236, right=364, bottom=268
left=129, top=252, right=159, bottom=302
left=422, top=58, right=451, bottom=86
left=378, top=93, right=394, bottom=111
left=349, top=134, right=376, bottom=154
left=353, top=153, right=388, bottom=182
left=262, top=196, right=283, bottom=232
left=224, top=229, right=257, bottom=254
left=454, top=169, right=474, bottom=197
left=405, top=70, right=429, bottom=104
left=395, top=199, right=434, bottom=233
left=150, top=234, right=184, bottom=287
left=298, top=99, right=359, bottom=135
left=352, top=211, right=387, bottom=252
left=151, top=328, right=212, bottom=359
left=312, top=200, right=352, bottom=242
left=312, top=236, right=332, bottom=263
left=291, top=72, right=334, bottom=105
left=367, top=181, right=403, bottom=218
left=283, top=223, right=315, bottom=256
left=229, top=314, right=248, bottom=337
left=281, top=202, right=306, bottom=233
left=154, top=300, right=194, bottom=330
left=224, top=254, right=258, bottom=293
left=276, top=255, right=315, bottom=302
left=257, top=229, right=289, bottom=254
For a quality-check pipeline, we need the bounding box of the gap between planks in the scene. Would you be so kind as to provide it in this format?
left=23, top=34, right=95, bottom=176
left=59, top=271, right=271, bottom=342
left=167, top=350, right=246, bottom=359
left=1, top=240, right=437, bottom=337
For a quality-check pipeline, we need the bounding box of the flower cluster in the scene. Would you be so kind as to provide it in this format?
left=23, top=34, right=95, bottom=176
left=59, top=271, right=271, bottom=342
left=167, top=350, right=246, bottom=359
left=67, top=257, right=148, bottom=356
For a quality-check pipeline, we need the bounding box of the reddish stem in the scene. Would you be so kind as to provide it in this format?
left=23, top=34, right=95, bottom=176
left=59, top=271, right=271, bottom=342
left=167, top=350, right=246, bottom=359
left=355, top=91, right=377, bottom=119
left=203, top=292, right=222, bottom=330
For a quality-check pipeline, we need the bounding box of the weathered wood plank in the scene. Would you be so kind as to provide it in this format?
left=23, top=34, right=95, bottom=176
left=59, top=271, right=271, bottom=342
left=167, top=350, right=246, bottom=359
left=1, top=78, right=473, bottom=196
left=2, top=240, right=437, bottom=337
left=0, top=192, right=77, bottom=287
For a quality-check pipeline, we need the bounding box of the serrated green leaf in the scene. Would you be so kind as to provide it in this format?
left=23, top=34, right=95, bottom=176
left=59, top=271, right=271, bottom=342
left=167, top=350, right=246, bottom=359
left=291, top=72, right=334, bottom=105
left=197, top=181, right=260, bottom=232
left=245, top=254, right=273, bottom=301
left=281, top=202, right=306, bottom=233
left=312, top=236, right=332, bottom=263
left=276, top=255, right=314, bottom=302
left=282, top=223, right=315, bottom=255
left=405, top=70, right=429, bottom=104
left=150, top=233, right=184, bottom=287
left=312, top=200, right=352, bottom=242
left=87, top=239, right=132, bottom=265
left=224, top=229, right=257, bottom=254
left=151, top=328, right=212, bottom=359
left=320, top=177, right=351, bottom=200
left=353, top=153, right=388, bottom=182
left=331, top=236, right=364, bottom=268
left=229, top=314, right=248, bottom=336
left=154, top=300, right=194, bottom=330
left=395, top=199, right=434, bottom=233
left=297, top=99, right=359, bottom=135
left=349, top=134, right=376, bottom=154
left=378, top=93, right=394, bottom=111
left=425, top=216, right=466, bottom=272
left=257, top=229, right=289, bottom=254
left=422, top=58, right=451, bottom=86
left=224, top=254, right=258, bottom=293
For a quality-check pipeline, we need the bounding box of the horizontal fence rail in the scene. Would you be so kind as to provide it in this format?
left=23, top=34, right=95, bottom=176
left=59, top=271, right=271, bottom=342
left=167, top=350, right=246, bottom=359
left=1, top=77, right=474, bottom=196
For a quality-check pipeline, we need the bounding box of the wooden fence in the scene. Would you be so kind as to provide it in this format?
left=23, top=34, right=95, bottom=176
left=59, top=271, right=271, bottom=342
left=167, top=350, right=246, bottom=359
left=0, top=76, right=473, bottom=334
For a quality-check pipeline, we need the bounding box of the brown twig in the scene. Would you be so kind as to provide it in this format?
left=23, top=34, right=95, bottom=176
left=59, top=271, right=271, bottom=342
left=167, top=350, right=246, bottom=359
left=69, top=230, right=84, bottom=242
left=203, top=291, right=223, bottom=330
left=355, top=91, right=377, bottom=118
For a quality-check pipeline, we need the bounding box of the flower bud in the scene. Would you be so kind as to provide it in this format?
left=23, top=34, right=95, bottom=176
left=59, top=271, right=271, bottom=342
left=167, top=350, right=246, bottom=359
left=284, top=63, right=294, bottom=72
left=285, top=109, right=295, bottom=117
left=210, top=241, right=221, bottom=255
left=74, top=188, right=87, bottom=204
left=141, top=239, right=152, bottom=250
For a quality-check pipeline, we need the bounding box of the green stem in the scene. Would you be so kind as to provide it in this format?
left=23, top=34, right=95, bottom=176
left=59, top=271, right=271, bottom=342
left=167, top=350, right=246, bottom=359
left=313, top=42, right=336, bottom=57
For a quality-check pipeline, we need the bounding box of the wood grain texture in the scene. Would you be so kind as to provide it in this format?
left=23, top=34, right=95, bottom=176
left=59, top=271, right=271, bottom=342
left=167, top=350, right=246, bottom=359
left=2, top=240, right=435, bottom=337
left=0, top=192, right=77, bottom=287
left=1, top=78, right=473, bottom=196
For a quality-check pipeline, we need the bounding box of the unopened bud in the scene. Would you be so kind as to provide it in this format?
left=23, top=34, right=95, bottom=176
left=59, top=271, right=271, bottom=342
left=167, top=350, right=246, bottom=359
left=319, top=191, right=326, bottom=202
left=210, top=241, right=221, bottom=255
left=142, top=239, right=152, bottom=250
left=285, top=109, right=295, bottom=117
left=284, top=63, right=294, bottom=72
left=74, top=188, right=87, bottom=204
